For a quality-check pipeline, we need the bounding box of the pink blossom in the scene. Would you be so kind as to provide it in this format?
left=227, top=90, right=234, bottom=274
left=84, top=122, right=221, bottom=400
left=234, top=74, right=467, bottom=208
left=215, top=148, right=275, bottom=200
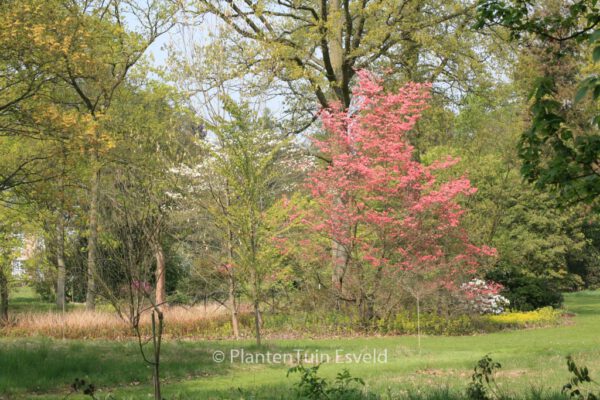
left=301, top=70, right=496, bottom=288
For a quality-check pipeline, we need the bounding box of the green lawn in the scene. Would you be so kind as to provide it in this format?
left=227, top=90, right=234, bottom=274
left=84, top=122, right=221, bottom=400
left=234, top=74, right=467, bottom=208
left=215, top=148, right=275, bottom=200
left=1, top=291, right=599, bottom=399
left=9, top=286, right=60, bottom=313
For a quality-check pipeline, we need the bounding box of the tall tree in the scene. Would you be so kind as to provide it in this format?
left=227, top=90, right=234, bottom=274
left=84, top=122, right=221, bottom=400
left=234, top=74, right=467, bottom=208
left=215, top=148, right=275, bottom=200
left=181, top=97, right=291, bottom=344
left=174, top=0, right=504, bottom=303
left=31, top=0, right=176, bottom=310
left=1, top=0, right=176, bottom=309
left=476, top=0, right=600, bottom=210
left=427, top=83, right=594, bottom=307
left=102, top=80, right=193, bottom=308
left=295, top=71, right=496, bottom=322
left=183, top=0, right=493, bottom=122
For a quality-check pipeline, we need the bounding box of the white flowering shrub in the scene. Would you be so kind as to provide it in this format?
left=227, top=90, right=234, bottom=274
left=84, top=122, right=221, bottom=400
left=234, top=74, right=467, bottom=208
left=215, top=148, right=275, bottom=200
left=460, top=279, right=510, bottom=315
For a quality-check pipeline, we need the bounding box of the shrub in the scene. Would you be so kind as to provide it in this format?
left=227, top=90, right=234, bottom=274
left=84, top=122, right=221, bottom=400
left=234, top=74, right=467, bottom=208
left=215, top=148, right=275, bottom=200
left=563, top=356, right=599, bottom=400
left=487, top=268, right=563, bottom=311
left=483, top=307, right=561, bottom=329
left=466, top=354, right=502, bottom=400
left=385, top=312, right=475, bottom=336
left=287, top=363, right=372, bottom=400
left=505, top=276, right=563, bottom=311
left=380, top=307, right=561, bottom=336
left=460, top=279, right=510, bottom=314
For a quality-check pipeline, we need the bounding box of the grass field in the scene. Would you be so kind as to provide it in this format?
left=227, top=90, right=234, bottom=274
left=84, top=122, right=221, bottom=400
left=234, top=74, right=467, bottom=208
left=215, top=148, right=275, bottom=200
left=0, top=290, right=599, bottom=399
left=8, top=287, right=85, bottom=314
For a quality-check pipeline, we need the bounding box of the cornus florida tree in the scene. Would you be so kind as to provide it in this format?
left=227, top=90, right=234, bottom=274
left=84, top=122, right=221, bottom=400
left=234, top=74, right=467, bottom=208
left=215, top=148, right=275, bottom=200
left=305, top=71, right=496, bottom=322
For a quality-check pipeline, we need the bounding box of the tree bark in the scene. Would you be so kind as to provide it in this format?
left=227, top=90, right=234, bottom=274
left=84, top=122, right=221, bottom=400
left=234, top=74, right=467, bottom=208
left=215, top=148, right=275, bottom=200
left=331, top=196, right=349, bottom=302
left=358, top=292, right=375, bottom=327
left=56, top=217, right=66, bottom=311
left=328, top=0, right=346, bottom=104
left=151, top=310, right=163, bottom=400
left=225, top=183, right=240, bottom=338
left=332, top=240, right=347, bottom=294
left=86, top=154, right=99, bottom=311
left=228, top=273, right=240, bottom=338
left=416, top=293, right=422, bottom=355
left=0, top=268, right=8, bottom=321
left=154, top=241, right=166, bottom=307
left=253, top=298, right=261, bottom=346
left=251, top=255, right=262, bottom=346
left=326, top=1, right=350, bottom=298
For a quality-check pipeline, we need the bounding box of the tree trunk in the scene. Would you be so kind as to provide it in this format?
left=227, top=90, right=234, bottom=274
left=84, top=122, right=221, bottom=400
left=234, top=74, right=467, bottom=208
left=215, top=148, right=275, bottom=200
left=225, top=183, right=240, bottom=338
left=0, top=269, right=8, bottom=321
left=416, top=294, right=421, bottom=355
left=328, top=0, right=348, bottom=105
left=332, top=240, right=347, bottom=295
left=331, top=195, right=349, bottom=303
left=56, top=216, right=66, bottom=311
left=154, top=241, right=166, bottom=308
left=324, top=0, right=352, bottom=306
left=359, top=293, right=375, bottom=327
left=228, top=273, right=240, bottom=338
left=86, top=155, right=99, bottom=311
left=151, top=310, right=163, bottom=400
left=251, top=263, right=262, bottom=346
left=253, top=299, right=261, bottom=346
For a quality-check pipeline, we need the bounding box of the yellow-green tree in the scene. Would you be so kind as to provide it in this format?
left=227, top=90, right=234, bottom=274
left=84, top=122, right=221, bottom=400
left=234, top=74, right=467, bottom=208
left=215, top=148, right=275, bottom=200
left=182, top=97, right=292, bottom=344
left=183, top=0, right=494, bottom=115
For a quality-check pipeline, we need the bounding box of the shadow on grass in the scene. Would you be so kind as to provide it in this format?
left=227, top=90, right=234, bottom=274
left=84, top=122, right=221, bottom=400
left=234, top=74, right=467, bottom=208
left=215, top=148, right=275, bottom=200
left=0, top=338, right=234, bottom=397
left=159, top=382, right=569, bottom=400
left=8, top=286, right=84, bottom=314
left=0, top=340, right=382, bottom=397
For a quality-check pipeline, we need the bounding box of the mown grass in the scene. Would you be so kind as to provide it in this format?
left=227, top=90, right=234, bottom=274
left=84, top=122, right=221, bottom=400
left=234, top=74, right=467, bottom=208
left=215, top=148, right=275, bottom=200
left=8, top=286, right=85, bottom=314
left=0, top=290, right=598, bottom=399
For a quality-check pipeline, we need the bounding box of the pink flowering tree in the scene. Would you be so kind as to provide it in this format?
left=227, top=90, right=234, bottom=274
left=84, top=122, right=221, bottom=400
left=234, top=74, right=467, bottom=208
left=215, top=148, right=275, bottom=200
left=302, top=71, right=496, bottom=323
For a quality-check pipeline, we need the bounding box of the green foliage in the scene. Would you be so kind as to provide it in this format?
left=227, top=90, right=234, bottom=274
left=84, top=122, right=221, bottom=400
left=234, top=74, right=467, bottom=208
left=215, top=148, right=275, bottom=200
left=520, top=75, right=600, bottom=209
left=287, top=364, right=329, bottom=399
left=180, top=95, right=295, bottom=342
left=563, top=356, right=600, bottom=400
left=436, top=83, right=595, bottom=296
left=287, top=363, right=368, bottom=400
left=467, top=355, right=502, bottom=400
left=487, top=268, right=564, bottom=311
left=568, top=220, right=600, bottom=289
left=475, top=0, right=600, bottom=210
left=383, top=312, right=476, bottom=336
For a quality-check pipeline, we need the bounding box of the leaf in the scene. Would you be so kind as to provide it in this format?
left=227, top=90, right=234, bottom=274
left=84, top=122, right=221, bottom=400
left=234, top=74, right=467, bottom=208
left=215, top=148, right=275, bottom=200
left=560, top=130, right=574, bottom=141
left=593, top=45, right=600, bottom=62
left=575, top=85, right=590, bottom=103
left=589, top=29, right=600, bottom=43
left=593, top=84, right=600, bottom=100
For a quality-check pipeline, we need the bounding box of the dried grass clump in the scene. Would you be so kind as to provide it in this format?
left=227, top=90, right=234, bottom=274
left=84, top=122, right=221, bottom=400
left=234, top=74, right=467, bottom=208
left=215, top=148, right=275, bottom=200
left=0, top=303, right=247, bottom=340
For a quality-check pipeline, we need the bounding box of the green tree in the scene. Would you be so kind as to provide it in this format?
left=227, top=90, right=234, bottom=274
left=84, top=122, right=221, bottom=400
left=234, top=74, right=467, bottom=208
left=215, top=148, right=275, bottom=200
left=427, top=84, right=592, bottom=308
left=42, top=0, right=174, bottom=310
left=1, top=0, right=176, bottom=310
left=101, top=79, right=194, bottom=307
left=180, top=0, right=497, bottom=123
left=182, top=97, right=291, bottom=344
left=476, top=0, right=600, bottom=209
